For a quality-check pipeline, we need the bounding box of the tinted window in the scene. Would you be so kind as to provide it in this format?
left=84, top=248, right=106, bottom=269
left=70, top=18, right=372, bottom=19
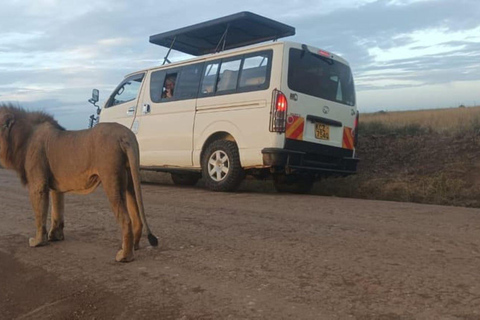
left=175, top=63, right=203, bottom=99
left=150, top=71, right=166, bottom=103
left=288, top=48, right=355, bottom=106
left=217, top=59, right=241, bottom=92
left=107, top=74, right=144, bottom=108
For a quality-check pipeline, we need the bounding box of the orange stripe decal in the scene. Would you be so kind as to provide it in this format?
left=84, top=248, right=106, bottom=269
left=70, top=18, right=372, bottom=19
left=286, top=115, right=304, bottom=140
left=290, top=121, right=304, bottom=140
left=286, top=118, right=302, bottom=136
left=342, top=127, right=354, bottom=150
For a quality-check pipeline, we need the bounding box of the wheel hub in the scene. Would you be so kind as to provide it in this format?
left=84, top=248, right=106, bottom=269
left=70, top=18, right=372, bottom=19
left=208, top=150, right=230, bottom=182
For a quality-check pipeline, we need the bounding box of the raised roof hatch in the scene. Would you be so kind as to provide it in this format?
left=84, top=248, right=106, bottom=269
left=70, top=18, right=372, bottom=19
left=149, top=11, right=295, bottom=57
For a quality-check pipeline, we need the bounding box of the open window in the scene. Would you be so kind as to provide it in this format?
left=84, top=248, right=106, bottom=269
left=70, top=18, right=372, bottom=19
left=161, top=73, right=177, bottom=99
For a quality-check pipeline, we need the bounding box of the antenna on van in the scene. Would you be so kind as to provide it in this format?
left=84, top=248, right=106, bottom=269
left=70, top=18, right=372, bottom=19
left=162, top=36, right=177, bottom=65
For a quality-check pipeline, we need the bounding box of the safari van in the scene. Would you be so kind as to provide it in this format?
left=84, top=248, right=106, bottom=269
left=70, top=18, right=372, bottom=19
left=92, top=12, right=359, bottom=193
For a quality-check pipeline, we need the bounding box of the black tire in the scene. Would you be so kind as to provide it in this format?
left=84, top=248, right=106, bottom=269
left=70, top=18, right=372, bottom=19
left=202, top=140, right=244, bottom=192
left=171, top=173, right=200, bottom=186
left=273, top=174, right=315, bottom=194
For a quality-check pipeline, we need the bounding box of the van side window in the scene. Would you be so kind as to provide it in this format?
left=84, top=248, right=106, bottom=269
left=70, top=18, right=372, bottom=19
left=201, top=62, right=219, bottom=94
left=239, top=54, right=269, bottom=88
left=217, top=59, right=241, bottom=92
left=175, top=63, right=203, bottom=99
left=106, top=74, right=144, bottom=108
left=199, top=50, right=272, bottom=97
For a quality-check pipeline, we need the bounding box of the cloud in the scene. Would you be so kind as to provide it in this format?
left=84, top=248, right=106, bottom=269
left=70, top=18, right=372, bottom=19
left=284, top=0, right=480, bottom=92
left=1, top=0, right=479, bottom=127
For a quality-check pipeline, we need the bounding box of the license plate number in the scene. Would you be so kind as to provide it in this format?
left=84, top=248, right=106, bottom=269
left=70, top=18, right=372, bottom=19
left=315, top=123, right=330, bottom=140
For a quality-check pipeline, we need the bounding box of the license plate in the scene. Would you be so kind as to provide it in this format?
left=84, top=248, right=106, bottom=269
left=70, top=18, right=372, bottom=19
left=315, top=123, right=330, bottom=140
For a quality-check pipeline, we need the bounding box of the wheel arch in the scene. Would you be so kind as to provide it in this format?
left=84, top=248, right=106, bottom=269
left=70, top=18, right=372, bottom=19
left=200, top=131, right=237, bottom=166
left=194, top=119, right=244, bottom=167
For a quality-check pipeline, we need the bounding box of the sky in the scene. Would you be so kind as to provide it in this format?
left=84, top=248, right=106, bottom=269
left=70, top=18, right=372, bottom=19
left=1, top=0, right=479, bottom=129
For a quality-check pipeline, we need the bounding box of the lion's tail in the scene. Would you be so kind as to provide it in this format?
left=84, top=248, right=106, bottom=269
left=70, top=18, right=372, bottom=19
left=122, top=137, right=158, bottom=247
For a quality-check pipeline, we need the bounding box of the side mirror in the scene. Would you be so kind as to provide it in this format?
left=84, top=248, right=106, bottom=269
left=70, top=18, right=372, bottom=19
left=91, top=89, right=99, bottom=103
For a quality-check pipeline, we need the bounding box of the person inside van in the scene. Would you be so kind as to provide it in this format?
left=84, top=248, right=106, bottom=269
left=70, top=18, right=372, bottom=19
left=162, top=74, right=176, bottom=99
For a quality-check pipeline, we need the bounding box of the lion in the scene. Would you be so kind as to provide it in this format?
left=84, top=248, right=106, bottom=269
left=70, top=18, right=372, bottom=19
left=0, top=104, right=158, bottom=262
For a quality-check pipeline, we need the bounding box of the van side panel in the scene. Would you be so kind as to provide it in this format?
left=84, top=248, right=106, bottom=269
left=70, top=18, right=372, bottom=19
left=135, top=71, right=197, bottom=167
left=193, top=95, right=266, bottom=167
left=193, top=45, right=284, bottom=168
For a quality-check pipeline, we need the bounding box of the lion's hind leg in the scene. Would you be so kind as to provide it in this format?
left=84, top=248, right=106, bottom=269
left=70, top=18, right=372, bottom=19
left=101, top=173, right=135, bottom=262
left=48, top=191, right=65, bottom=241
left=126, top=171, right=143, bottom=250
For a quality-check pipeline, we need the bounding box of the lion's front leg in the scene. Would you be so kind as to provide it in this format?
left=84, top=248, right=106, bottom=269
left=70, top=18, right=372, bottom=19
left=28, top=185, right=49, bottom=247
left=48, top=191, right=65, bottom=241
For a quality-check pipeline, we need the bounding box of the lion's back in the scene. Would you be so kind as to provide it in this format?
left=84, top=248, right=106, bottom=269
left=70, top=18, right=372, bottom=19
left=90, top=123, right=138, bottom=146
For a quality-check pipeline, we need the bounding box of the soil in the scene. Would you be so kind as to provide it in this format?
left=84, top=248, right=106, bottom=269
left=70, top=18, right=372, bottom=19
left=1, top=168, right=480, bottom=319
left=357, top=133, right=480, bottom=181
left=307, top=132, right=480, bottom=208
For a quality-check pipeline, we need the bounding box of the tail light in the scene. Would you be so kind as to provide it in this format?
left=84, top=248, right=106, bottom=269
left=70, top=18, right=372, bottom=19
left=353, top=111, right=359, bottom=147
left=270, top=89, right=288, bottom=132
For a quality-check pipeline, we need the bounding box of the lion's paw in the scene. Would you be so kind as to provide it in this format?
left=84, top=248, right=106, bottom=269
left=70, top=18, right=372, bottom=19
left=115, top=249, right=134, bottom=263
left=48, top=228, right=65, bottom=241
left=29, top=237, right=48, bottom=247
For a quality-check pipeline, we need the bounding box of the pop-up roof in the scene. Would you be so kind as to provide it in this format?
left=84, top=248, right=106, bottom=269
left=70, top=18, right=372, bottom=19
left=149, top=11, right=295, bottom=58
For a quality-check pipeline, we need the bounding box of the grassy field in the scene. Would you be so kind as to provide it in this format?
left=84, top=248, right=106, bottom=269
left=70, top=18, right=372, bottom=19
left=314, top=105, right=480, bottom=207
left=360, top=106, right=480, bottom=136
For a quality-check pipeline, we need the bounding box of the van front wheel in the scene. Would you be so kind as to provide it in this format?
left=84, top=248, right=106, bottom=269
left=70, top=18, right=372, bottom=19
left=202, top=140, right=244, bottom=192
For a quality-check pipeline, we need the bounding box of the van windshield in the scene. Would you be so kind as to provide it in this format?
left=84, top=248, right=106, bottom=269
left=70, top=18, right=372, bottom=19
left=288, top=48, right=355, bottom=106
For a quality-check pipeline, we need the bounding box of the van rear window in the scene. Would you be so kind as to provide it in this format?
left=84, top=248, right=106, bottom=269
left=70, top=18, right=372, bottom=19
left=288, top=48, right=355, bottom=106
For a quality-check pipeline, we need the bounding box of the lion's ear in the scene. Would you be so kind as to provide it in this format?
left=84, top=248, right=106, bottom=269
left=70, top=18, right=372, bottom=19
left=1, top=113, right=15, bottom=130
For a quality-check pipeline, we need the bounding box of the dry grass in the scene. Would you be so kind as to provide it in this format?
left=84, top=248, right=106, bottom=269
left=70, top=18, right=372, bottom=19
left=342, top=105, right=480, bottom=207
left=360, top=106, right=480, bottom=136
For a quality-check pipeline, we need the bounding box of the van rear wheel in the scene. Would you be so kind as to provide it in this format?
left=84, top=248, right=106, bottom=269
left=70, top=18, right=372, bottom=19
left=202, top=140, right=244, bottom=192
left=171, top=173, right=200, bottom=186
left=273, top=174, right=315, bottom=194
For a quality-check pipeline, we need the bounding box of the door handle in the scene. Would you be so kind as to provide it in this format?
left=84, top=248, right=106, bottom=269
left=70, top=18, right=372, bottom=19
left=142, top=103, right=151, bottom=114
left=127, top=107, right=135, bottom=116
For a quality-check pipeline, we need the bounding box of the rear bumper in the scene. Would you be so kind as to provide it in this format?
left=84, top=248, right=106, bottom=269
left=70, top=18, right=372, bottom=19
left=262, top=139, right=359, bottom=175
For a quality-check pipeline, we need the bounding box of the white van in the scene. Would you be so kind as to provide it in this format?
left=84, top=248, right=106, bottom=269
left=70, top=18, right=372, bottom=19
left=92, top=12, right=359, bottom=193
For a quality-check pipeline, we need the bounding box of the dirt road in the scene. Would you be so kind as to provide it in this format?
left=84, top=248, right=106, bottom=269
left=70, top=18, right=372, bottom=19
left=1, top=169, right=480, bottom=319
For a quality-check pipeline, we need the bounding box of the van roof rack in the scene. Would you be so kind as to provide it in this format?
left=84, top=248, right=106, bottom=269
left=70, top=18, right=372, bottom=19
left=149, top=11, right=295, bottom=64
